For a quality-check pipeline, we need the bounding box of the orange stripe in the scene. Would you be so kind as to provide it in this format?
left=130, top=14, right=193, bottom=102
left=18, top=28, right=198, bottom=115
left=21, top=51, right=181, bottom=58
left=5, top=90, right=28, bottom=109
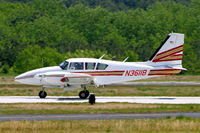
left=149, top=70, right=181, bottom=74
left=154, top=49, right=183, bottom=60
left=161, top=56, right=182, bottom=60
left=155, top=47, right=183, bottom=59
left=156, top=45, right=183, bottom=56
left=150, top=69, right=181, bottom=71
left=148, top=69, right=181, bottom=76
left=149, top=73, right=179, bottom=75
left=153, top=45, right=183, bottom=62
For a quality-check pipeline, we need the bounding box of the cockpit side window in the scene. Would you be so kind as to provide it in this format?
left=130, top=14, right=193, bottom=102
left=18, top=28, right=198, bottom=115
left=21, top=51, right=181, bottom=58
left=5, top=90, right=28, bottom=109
left=96, top=63, right=108, bottom=70
left=85, top=62, right=96, bottom=70
left=69, top=62, right=84, bottom=70
left=59, top=61, right=69, bottom=70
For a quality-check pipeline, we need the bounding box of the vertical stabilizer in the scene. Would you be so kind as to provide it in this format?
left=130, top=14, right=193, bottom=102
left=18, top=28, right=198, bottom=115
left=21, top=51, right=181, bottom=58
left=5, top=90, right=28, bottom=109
left=149, top=33, right=184, bottom=68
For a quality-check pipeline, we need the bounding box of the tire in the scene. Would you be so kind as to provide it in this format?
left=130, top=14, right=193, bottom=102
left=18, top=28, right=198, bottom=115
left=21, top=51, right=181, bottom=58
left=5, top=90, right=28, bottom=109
left=89, top=93, right=95, bottom=104
left=39, top=91, right=47, bottom=98
left=79, top=90, right=88, bottom=99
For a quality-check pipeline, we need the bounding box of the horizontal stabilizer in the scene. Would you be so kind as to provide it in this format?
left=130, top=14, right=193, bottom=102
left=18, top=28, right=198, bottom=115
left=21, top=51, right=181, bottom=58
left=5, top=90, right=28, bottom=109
left=166, top=65, right=187, bottom=70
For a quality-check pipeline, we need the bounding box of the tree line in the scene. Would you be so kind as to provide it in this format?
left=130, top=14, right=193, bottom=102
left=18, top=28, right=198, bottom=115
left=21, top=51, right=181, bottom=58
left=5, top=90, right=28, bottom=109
left=0, top=0, right=199, bottom=74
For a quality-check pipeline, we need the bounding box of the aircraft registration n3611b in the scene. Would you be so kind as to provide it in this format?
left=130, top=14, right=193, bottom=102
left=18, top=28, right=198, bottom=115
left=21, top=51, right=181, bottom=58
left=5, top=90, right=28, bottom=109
left=15, top=33, right=186, bottom=99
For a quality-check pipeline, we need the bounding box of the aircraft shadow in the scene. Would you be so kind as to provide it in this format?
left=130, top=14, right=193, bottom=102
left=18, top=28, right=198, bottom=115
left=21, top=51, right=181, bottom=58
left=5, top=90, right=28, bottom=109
left=157, top=98, right=176, bottom=100
left=57, top=98, right=87, bottom=101
left=23, top=97, right=87, bottom=101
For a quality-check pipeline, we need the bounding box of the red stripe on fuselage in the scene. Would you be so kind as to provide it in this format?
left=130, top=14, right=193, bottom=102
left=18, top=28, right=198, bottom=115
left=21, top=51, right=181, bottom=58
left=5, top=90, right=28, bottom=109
left=45, top=74, right=65, bottom=77
left=67, top=76, right=91, bottom=78
left=89, top=74, right=123, bottom=76
left=72, top=70, right=125, bottom=76
left=72, top=70, right=124, bottom=73
left=15, top=75, right=34, bottom=80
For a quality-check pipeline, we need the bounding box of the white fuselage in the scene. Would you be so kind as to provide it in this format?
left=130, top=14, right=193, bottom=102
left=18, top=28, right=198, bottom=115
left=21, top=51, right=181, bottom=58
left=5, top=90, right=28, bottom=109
left=15, top=58, right=182, bottom=90
left=15, top=58, right=154, bottom=87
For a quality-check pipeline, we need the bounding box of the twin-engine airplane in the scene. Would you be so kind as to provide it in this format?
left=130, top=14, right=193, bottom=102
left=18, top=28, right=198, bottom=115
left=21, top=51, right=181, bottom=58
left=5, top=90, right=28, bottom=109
left=15, top=33, right=186, bottom=99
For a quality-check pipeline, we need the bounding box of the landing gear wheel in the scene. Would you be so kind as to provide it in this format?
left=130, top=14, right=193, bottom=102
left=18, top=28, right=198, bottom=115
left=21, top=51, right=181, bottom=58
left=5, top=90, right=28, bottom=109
left=89, top=93, right=95, bottom=105
left=39, top=91, right=47, bottom=98
left=79, top=90, right=90, bottom=99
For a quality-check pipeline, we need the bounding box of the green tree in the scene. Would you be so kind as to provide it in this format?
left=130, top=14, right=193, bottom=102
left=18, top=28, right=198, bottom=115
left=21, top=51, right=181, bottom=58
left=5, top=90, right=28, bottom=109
left=65, top=49, right=112, bottom=60
left=0, top=0, right=200, bottom=74
left=13, top=45, right=65, bottom=73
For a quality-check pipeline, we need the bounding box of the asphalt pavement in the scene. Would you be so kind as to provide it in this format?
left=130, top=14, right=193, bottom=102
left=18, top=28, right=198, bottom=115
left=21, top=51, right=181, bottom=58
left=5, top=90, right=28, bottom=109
left=0, top=112, right=200, bottom=121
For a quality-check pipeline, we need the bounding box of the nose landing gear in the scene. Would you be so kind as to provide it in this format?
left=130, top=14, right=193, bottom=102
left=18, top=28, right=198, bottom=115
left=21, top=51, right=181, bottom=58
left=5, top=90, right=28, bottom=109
left=39, top=87, right=47, bottom=98
left=79, top=90, right=89, bottom=99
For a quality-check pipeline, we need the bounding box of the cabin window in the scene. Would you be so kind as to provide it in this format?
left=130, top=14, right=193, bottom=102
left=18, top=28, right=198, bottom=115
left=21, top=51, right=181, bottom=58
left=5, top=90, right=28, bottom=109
left=85, top=62, right=96, bottom=70
left=69, top=62, right=84, bottom=70
left=59, top=61, right=69, bottom=70
left=96, top=63, right=108, bottom=70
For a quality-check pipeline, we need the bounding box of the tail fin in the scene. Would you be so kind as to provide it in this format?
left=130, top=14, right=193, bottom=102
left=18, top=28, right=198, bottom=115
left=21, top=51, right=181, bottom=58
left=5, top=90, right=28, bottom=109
left=149, top=33, right=185, bottom=69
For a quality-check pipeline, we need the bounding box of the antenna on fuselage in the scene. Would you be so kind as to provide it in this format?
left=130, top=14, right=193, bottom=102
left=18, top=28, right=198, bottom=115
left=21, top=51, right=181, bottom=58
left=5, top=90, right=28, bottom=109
left=123, top=57, right=129, bottom=62
left=99, top=54, right=105, bottom=59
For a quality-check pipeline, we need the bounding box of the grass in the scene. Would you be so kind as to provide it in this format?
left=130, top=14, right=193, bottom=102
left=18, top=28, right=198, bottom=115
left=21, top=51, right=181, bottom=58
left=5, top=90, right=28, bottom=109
left=0, top=118, right=200, bottom=133
left=0, top=103, right=200, bottom=115
left=0, top=76, right=16, bottom=84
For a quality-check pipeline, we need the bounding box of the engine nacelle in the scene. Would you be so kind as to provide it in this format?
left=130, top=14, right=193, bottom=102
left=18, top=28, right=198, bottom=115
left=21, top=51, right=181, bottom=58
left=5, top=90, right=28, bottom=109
left=34, top=71, right=93, bottom=87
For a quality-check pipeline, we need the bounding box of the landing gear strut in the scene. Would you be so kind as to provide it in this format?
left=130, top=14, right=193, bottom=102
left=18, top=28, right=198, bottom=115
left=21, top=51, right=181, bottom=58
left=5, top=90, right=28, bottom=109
left=39, top=87, right=47, bottom=98
left=79, top=87, right=90, bottom=99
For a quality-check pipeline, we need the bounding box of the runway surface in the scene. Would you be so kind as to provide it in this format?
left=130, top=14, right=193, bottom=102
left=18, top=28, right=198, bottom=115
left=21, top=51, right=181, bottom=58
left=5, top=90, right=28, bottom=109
left=0, top=112, right=200, bottom=121
left=1, top=96, right=200, bottom=104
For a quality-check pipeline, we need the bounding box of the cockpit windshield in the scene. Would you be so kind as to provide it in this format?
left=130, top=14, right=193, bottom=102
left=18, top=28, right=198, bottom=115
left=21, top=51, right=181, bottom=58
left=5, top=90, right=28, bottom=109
left=59, top=61, right=69, bottom=70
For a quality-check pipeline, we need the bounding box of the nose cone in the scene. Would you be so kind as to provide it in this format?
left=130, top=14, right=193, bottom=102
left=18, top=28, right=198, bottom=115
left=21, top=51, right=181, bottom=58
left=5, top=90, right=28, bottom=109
left=15, top=72, right=36, bottom=84
left=15, top=66, right=62, bottom=85
left=15, top=75, right=22, bottom=82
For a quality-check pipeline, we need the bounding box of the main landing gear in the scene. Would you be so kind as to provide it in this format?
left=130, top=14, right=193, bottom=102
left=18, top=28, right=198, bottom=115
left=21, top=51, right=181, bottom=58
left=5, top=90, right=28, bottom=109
left=38, top=86, right=91, bottom=100
left=79, top=87, right=90, bottom=99
left=39, top=87, right=47, bottom=98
